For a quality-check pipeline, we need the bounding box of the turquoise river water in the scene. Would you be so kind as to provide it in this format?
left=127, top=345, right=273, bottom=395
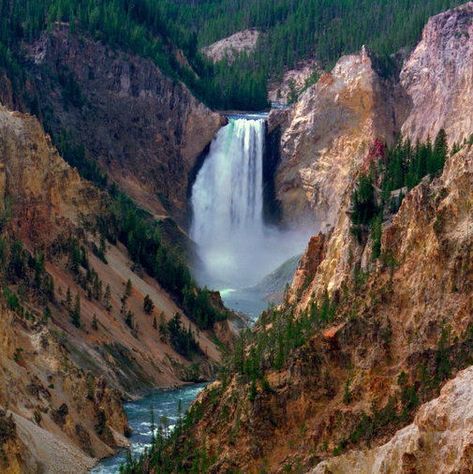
left=91, top=383, right=206, bottom=473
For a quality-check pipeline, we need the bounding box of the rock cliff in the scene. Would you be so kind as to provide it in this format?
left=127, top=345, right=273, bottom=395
left=162, top=144, right=473, bottom=473
left=24, top=26, right=224, bottom=222
left=267, top=60, right=322, bottom=106
left=273, top=47, right=407, bottom=229
left=286, top=1, right=473, bottom=305
left=312, top=365, right=473, bottom=474
left=0, top=103, right=228, bottom=471
left=401, top=2, right=473, bottom=146
left=0, top=105, right=102, bottom=244
left=273, top=3, right=473, bottom=230
left=146, top=4, right=473, bottom=473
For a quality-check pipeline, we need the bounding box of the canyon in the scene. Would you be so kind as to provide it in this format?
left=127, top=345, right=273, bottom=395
left=0, top=1, right=472, bottom=473
left=134, top=3, right=473, bottom=473
left=0, top=101, right=235, bottom=472
left=0, top=22, right=239, bottom=469
left=4, top=25, right=224, bottom=223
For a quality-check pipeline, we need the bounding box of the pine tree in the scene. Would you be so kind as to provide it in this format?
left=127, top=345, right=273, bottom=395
left=33, top=252, right=45, bottom=289
left=64, top=287, right=72, bottom=312
left=99, top=236, right=107, bottom=258
left=150, top=405, right=156, bottom=443
left=120, top=300, right=127, bottom=318
left=43, top=306, right=51, bottom=321
left=92, top=274, right=102, bottom=301
left=287, top=79, right=298, bottom=104
left=432, top=128, right=448, bottom=174
left=125, top=279, right=132, bottom=298
left=159, top=312, right=168, bottom=342
left=69, top=240, right=81, bottom=275
left=103, top=284, right=112, bottom=311
left=92, top=314, right=98, bottom=330
left=47, top=274, right=55, bottom=300
left=71, top=293, right=81, bottom=328
left=121, top=279, right=132, bottom=304
left=125, top=310, right=134, bottom=329
left=143, top=294, right=154, bottom=315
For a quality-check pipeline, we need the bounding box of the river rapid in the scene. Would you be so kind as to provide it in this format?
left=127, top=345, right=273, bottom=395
left=91, top=384, right=206, bottom=473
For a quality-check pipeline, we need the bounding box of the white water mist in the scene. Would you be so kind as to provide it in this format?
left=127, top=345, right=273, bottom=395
left=191, top=115, right=310, bottom=289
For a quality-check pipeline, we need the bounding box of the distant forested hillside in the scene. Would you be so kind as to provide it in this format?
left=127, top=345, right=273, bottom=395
left=0, top=0, right=465, bottom=110
left=162, top=0, right=465, bottom=108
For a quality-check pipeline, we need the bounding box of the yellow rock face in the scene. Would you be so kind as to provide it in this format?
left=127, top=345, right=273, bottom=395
left=0, top=105, right=102, bottom=245
left=274, top=47, right=404, bottom=229
left=0, top=103, right=229, bottom=471
left=312, top=365, right=473, bottom=474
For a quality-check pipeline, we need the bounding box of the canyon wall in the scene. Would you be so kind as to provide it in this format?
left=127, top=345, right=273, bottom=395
left=155, top=4, right=473, bottom=473
left=401, top=1, right=473, bottom=146
left=173, top=143, right=473, bottom=473
left=273, top=4, right=473, bottom=231
left=0, top=104, right=227, bottom=471
left=0, top=106, right=102, bottom=243
left=273, top=4, right=473, bottom=470
left=24, top=26, right=224, bottom=222
left=272, top=47, right=407, bottom=229
left=312, top=365, right=473, bottom=474
left=289, top=2, right=473, bottom=303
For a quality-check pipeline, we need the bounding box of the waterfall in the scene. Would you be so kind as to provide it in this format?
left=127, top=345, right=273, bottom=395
left=191, top=116, right=265, bottom=287
left=191, top=114, right=310, bottom=291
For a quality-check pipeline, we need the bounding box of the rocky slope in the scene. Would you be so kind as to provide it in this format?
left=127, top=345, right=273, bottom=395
left=0, top=304, right=126, bottom=473
left=0, top=103, right=230, bottom=472
left=271, top=4, right=473, bottom=231
left=267, top=60, right=322, bottom=106
left=401, top=2, right=473, bottom=146
left=161, top=143, right=472, bottom=473
left=202, top=29, right=260, bottom=63
left=251, top=255, right=301, bottom=305
left=312, top=365, right=473, bottom=474
left=288, top=1, right=473, bottom=303
left=271, top=47, right=407, bottom=229
left=0, top=105, right=101, bottom=244
left=22, top=25, right=224, bottom=222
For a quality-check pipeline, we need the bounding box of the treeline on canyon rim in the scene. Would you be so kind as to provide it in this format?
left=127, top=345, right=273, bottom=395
left=0, top=0, right=466, bottom=110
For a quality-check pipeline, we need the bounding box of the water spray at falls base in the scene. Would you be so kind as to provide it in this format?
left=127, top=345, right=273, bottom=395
left=190, top=115, right=310, bottom=304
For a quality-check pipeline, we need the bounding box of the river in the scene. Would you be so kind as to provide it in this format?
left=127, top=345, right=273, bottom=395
left=93, top=113, right=307, bottom=472
left=91, top=384, right=206, bottom=473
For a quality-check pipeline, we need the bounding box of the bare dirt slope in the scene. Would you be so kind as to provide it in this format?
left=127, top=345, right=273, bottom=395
left=202, top=29, right=260, bottom=63
left=0, top=103, right=230, bottom=471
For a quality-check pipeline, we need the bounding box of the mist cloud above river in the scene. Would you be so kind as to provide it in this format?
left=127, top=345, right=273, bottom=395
left=194, top=223, right=312, bottom=289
